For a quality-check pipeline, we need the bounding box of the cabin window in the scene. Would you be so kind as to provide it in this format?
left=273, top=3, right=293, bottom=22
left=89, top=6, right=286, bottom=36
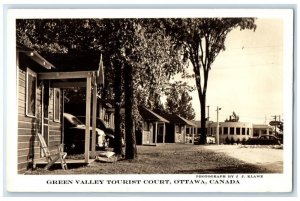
left=26, top=68, right=37, bottom=117
left=53, top=88, right=61, bottom=122
left=175, top=125, right=181, bottom=133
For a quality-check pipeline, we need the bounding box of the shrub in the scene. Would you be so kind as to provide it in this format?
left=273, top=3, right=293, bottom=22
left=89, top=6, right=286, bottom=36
left=225, top=137, right=230, bottom=144
left=230, top=137, right=235, bottom=144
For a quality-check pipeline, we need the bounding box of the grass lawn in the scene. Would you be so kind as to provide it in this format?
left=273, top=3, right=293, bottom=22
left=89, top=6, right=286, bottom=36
left=26, top=144, right=277, bottom=175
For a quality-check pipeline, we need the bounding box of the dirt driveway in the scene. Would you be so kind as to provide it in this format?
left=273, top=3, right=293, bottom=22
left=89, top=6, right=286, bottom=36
left=201, top=145, right=283, bottom=173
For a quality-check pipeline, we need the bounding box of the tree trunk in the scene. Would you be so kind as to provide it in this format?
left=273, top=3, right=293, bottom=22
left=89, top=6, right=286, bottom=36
left=113, top=60, right=124, bottom=156
left=124, top=62, right=137, bottom=159
left=199, top=94, right=207, bottom=144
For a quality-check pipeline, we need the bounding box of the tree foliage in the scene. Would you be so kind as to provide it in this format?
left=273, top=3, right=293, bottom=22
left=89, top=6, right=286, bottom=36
left=163, top=18, right=256, bottom=144
left=133, top=19, right=187, bottom=110
left=165, top=81, right=196, bottom=120
left=16, top=18, right=187, bottom=159
left=225, top=111, right=240, bottom=122
left=16, top=17, right=256, bottom=152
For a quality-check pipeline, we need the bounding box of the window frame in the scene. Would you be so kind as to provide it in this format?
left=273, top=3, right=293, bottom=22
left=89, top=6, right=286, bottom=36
left=53, top=88, right=61, bottom=122
left=25, top=68, right=37, bottom=118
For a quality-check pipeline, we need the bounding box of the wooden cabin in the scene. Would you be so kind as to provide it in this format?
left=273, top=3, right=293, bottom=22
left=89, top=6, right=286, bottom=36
left=138, top=106, right=169, bottom=145
left=17, top=44, right=104, bottom=173
left=153, top=110, right=196, bottom=144
left=17, top=43, right=60, bottom=174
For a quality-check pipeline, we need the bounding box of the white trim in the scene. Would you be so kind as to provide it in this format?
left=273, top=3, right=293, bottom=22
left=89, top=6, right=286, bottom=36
left=25, top=68, right=37, bottom=118
left=53, top=88, right=61, bottom=123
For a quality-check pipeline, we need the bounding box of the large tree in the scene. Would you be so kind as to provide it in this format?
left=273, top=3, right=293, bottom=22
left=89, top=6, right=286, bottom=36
left=118, top=19, right=185, bottom=158
left=163, top=18, right=256, bottom=144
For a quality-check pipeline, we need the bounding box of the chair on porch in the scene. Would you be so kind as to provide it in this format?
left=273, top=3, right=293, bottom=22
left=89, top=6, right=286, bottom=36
left=37, top=133, right=68, bottom=170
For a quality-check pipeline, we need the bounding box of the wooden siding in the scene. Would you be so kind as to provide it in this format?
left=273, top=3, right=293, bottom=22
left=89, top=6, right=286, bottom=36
left=18, top=68, right=63, bottom=174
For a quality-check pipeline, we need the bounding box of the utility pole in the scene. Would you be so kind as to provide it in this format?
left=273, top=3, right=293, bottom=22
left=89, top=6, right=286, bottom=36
left=265, top=114, right=267, bottom=125
left=216, top=106, right=221, bottom=145
left=271, top=115, right=278, bottom=135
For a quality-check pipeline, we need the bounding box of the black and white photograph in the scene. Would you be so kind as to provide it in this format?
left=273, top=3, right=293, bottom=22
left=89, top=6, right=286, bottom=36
left=3, top=7, right=295, bottom=193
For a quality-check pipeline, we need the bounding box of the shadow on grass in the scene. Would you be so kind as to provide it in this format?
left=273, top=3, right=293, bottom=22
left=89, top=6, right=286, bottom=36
left=34, top=163, right=88, bottom=171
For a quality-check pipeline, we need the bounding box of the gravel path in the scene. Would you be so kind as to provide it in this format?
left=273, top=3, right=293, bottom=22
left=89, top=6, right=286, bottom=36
left=201, top=145, right=283, bottom=172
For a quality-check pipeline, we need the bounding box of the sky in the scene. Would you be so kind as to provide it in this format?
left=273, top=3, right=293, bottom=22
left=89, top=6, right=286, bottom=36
left=170, top=18, right=285, bottom=124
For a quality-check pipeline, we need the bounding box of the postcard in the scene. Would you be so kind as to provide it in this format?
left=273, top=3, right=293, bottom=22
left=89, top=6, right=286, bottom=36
left=4, top=8, right=294, bottom=193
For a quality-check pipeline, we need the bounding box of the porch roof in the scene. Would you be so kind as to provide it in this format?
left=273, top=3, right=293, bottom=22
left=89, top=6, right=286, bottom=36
left=138, top=106, right=169, bottom=123
left=17, top=42, right=55, bottom=70
left=40, top=50, right=101, bottom=72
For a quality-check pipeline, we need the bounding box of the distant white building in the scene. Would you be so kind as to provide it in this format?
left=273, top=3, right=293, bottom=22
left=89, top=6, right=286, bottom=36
left=208, top=122, right=253, bottom=144
left=187, top=120, right=274, bottom=144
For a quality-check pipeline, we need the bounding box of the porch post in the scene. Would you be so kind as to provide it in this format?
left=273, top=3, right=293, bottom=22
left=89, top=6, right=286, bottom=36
left=85, top=76, right=91, bottom=163
left=163, top=123, right=166, bottom=143
left=91, top=80, right=97, bottom=158
left=155, top=122, right=158, bottom=144
left=141, top=122, right=144, bottom=145
left=183, top=125, right=187, bottom=144
left=192, top=126, right=195, bottom=144
left=174, top=125, right=176, bottom=143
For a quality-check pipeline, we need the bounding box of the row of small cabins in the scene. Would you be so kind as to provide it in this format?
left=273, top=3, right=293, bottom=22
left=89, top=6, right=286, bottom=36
left=17, top=43, right=272, bottom=173
left=138, top=108, right=273, bottom=145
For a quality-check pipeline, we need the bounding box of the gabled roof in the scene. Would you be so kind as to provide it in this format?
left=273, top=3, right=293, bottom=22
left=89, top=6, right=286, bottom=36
left=138, top=106, right=169, bottom=123
left=153, top=109, right=196, bottom=126
left=177, top=116, right=197, bottom=127
left=17, top=42, right=55, bottom=70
